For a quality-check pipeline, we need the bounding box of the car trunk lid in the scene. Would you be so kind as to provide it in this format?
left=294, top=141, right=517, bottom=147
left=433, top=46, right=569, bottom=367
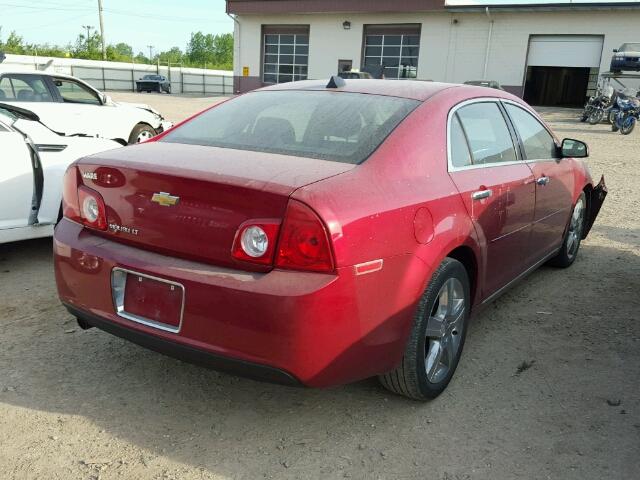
left=76, top=142, right=354, bottom=269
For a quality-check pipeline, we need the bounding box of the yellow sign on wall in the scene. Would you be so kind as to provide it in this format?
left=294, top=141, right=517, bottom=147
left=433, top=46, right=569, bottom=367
left=242, top=66, right=249, bottom=77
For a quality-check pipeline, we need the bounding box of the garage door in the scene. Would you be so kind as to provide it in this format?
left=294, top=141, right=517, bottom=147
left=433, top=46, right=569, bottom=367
left=527, top=35, right=603, bottom=68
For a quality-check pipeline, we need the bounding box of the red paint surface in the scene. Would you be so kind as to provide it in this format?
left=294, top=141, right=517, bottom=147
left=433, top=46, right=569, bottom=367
left=54, top=81, right=597, bottom=387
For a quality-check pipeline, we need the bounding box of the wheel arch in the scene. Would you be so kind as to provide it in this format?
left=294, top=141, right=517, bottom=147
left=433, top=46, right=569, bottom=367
left=446, top=245, right=479, bottom=310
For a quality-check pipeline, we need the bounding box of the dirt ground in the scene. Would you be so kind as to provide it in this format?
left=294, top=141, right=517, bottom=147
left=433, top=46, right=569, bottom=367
left=0, top=94, right=638, bottom=480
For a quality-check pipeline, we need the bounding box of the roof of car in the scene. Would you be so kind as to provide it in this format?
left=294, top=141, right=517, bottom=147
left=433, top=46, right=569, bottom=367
left=0, top=70, right=83, bottom=81
left=258, top=79, right=465, bottom=102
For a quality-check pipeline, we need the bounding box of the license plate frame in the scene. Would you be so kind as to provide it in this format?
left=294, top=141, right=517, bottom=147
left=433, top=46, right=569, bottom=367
left=111, top=267, right=185, bottom=333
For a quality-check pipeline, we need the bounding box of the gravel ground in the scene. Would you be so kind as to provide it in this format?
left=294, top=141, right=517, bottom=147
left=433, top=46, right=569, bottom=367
left=0, top=95, right=638, bottom=480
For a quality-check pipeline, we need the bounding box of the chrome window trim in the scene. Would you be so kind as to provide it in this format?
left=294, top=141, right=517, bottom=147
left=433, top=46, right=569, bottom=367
left=447, top=97, right=522, bottom=172
left=499, top=99, right=561, bottom=163
left=111, top=267, right=186, bottom=334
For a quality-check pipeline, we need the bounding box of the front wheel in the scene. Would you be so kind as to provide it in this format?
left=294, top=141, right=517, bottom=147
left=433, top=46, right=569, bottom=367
left=128, top=124, right=156, bottom=144
left=588, top=109, right=604, bottom=125
left=620, top=116, right=636, bottom=135
left=548, top=192, right=586, bottom=268
left=379, top=258, right=470, bottom=400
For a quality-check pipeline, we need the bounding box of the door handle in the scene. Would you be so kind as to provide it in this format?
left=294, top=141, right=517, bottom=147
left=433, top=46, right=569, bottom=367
left=471, top=189, right=493, bottom=200
left=536, top=176, right=550, bottom=186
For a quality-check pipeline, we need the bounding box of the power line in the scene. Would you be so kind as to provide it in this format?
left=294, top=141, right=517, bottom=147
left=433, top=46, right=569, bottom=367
left=0, top=2, right=92, bottom=12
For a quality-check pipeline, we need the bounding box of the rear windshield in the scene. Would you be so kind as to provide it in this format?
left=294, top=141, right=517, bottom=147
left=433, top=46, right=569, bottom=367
left=160, top=90, right=420, bottom=164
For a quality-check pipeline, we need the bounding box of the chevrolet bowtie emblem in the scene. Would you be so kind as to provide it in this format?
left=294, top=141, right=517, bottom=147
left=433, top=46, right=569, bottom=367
left=151, top=192, right=180, bottom=207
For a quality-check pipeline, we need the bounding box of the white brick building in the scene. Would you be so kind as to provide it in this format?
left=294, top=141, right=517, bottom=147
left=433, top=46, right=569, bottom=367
left=226, top=0, right=640, bottom=106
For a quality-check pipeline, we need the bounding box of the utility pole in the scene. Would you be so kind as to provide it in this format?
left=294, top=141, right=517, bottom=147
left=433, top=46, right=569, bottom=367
left=97, top=0, right=106, bottom=60
left=147, top=45, right=154, bottom=62
left=82, top=25, right=94, bottom=50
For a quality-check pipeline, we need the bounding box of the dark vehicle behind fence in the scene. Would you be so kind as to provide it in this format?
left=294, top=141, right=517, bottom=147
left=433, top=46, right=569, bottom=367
left=136, top=75, right=171, bottom=94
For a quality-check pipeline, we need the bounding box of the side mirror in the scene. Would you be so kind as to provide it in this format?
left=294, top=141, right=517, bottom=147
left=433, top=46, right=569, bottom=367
left=561, top=138, right=588, bottom=158
left=101, top=94, right=112, bottom=105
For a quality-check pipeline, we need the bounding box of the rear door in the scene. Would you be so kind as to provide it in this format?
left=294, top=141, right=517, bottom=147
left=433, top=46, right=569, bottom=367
left=503, top=102, right=574, bottom=260
left=447, top=100, right=536, bottom=298
left=0, top=118, right=34, bottom=229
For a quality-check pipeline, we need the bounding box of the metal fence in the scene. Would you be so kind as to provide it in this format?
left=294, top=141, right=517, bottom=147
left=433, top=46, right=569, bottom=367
left=67, top=65, right=233, bottom=95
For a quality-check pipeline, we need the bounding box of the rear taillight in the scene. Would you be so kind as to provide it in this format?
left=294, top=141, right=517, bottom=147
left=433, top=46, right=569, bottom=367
left=62, top=166, right=81, bottom=221
left=61, top=166, right=107, bottom=231
left=275, top=200, right=334, bottom=273
left=78, top=186, right=108, bottom=230
left=231, top=221, right=280, bottom=265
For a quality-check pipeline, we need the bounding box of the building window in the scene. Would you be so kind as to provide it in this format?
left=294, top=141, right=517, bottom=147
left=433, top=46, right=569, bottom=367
left=363, top=25, right=420, bottom=79
left=263, top=27, right=309, bottom=84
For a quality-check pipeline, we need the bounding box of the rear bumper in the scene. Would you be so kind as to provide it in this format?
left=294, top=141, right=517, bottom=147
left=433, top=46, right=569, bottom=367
left=65, top=303, right=301, bottom=386
left=54, top=219, right=425, bottom=387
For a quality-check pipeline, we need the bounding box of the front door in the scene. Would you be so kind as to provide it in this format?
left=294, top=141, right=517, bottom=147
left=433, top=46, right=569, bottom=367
left=0, top=124, right=34, bottom=229
left=503, top=102, right=575, bottom=261
left=447, top=101, right=536, bottom=298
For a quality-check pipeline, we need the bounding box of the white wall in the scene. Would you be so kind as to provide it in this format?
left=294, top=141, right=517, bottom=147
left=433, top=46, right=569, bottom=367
left=235, top=9, right=640, bottom=90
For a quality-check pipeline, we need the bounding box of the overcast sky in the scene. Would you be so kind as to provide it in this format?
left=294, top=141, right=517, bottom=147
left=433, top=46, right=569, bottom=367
left=0, top=0, right=233, bottom=55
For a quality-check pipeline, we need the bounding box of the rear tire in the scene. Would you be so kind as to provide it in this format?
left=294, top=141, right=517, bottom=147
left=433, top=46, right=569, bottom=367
left=379, top=258, right=470, bottom=400
left=548, top=192, right=586, bottom=268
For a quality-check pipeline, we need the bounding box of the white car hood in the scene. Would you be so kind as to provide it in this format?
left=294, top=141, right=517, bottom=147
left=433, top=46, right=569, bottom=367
left=111, top=101, right=163, bottom=118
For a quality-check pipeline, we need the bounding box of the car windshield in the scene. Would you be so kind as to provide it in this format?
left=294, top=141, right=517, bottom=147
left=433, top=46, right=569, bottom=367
left=160, top=90, right=419, bottom=164
left=620, top=43, right=640, bottom=52
left=143, top=75, right=160, bottom=80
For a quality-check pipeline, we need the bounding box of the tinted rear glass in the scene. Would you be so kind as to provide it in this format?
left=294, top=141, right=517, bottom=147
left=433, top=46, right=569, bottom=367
left=160, top=90, right=419, bottom=164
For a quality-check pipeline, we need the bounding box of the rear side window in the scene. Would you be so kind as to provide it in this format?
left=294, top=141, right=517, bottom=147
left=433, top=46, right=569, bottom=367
left=505, top=104, right=557, bottom=160
left=449, top=114, right=472, bottom=168
left=456, top=102, right=517, bottom=165
left=0, top=75, right=53, bottom=102
left=160, top=90, right=419, bottom=164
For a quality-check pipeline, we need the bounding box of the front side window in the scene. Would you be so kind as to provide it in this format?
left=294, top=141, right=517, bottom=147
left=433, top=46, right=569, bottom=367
left=0, top=75, right=53, bottom=102
left=263, top=28, right=309, bottom=84
left=53, top=78, right=101, bottom=105
left=505, top=104, right=557, bottom=160
left=456, top=102, right=517, bottom=165
left=160, top=91, right=419, bottom=164
left=363, top=25, right=420, bottom=79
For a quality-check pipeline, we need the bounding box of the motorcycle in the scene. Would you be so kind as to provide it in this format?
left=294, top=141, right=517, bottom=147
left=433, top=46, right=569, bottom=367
left=584, top=85, right=615, bottom=125
left=611, top=93, right=640, bottom=135
left=586, top=95, right=612, bottom=124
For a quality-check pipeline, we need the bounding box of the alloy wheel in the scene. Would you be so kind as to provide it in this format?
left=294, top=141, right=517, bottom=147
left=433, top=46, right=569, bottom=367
left=566, top=197, right=585, bottom=258
left=424, top=278, right=466, bottom=384
left=136, top=130, right=154, bottom=143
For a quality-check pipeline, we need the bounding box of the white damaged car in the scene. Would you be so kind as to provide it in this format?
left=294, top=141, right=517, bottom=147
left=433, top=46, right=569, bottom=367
left=0, top=71, right=173, bottom=144
left=0, top=102, right=120, bottom=244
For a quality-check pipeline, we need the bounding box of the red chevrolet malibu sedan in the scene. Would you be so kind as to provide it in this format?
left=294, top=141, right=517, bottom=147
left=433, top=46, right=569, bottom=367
left=54, top=79, right=606, bottom=400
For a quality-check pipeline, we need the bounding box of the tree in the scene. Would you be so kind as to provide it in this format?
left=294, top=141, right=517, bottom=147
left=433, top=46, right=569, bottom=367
left=186, top=32, right=233, bottom=68
left=107, top=42, right=134, bottom=61
left=0, top=30, right=27, bottom=54
left=72, top=30, right=102, bottom=59
left=157, top=47, right=183, bottom=64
